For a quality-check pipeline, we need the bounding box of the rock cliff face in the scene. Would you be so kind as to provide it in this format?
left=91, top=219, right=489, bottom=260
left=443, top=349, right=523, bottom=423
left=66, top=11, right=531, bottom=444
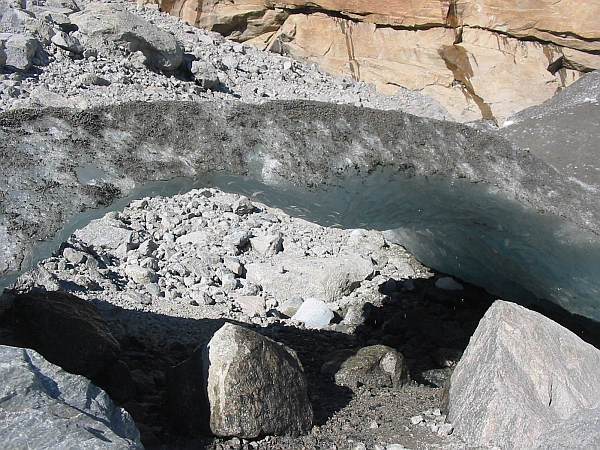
left=147, top=0, right=600, bottom=123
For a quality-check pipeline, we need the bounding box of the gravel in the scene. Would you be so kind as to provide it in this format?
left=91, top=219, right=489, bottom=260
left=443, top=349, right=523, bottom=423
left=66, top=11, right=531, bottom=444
left=0, top=0, right=452, bottom=121
left=2, top=187, right=500, bottom=450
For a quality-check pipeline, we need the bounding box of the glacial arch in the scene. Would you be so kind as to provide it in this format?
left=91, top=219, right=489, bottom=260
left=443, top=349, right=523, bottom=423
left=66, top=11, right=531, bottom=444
left=0, top=100, right=598, bottom=320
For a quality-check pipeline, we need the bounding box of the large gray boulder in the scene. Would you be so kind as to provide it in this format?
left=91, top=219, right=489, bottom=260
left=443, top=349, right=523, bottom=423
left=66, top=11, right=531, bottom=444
left=245, top=255, right=374, bottom=303
left=0, top=32, right=37, bottom=71
left=70, top=3, right=183, bottom=71
left=447, top=300, right=600, bottom=449
left=10, top=290, right=120, bottom=380
left=0, top=345, right=143, bottom=449
left=206, top=323, right=313, bottom=438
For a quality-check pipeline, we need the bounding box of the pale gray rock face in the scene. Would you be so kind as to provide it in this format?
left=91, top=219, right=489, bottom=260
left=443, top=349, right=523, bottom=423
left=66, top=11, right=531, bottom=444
left=70, top=2, right=183, bottom=71
left=0, top=345, right=143, bottom=450
left=447, top=300, right=600, bottom=449
left=206, top=323, right=313, bottom=438
left=0, top=32, right=36, bottom=71
left=322, top=345, right=409, bottom=391
left=530, top=406, right=600, bottom=450
left=74, top=217, right=141, bottom=250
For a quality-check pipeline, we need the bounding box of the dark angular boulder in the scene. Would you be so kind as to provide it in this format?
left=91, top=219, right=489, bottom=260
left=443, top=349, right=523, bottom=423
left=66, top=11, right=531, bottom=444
left=10, top=290, right=120, bottom=380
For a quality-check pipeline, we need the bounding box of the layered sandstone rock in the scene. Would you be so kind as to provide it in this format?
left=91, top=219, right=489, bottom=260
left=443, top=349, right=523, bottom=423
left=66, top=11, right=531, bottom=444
left=152, top=0, right=600, bottom=52
left=253, top=13, right=574, bottom=122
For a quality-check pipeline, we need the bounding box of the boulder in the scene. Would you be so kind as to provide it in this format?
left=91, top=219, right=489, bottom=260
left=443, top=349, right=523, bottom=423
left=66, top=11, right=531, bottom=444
left=0, top=32, right=37, bottom=72
left=291, top=297, right=334, bottom=329
left=74, top=217, right=140, bottom=251
left=10, top=290, right=120, bottom=380
left=70, top=3, right=183, bottom=71
left=0, top=345, right=143, bottom=449
left=245, top=255, right=374, bottom=303
left=322, top=345, right=408, bottom=391
left=191, top=60, right=220, bottom=90
left=447, top=300, right=600, bottom=449
left=206, top=323, right=313, bottom=438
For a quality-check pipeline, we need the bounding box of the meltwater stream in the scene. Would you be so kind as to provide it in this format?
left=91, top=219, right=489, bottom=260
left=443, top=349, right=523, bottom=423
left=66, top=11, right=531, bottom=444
left=21, top=168, right=600, bottom=323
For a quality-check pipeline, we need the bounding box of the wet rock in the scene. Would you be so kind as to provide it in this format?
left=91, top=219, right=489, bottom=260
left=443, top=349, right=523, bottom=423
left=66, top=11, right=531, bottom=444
left=447, top=300, right=600, bottom=449
left=10, top=290, right=120, bottom=380
left=322, top=345, right=408, bottom=390
left=291, top=297, right=333, bottom=329
left=0, top=345, right=143, bottom=449
left=206, top=323, right=313, bottom=438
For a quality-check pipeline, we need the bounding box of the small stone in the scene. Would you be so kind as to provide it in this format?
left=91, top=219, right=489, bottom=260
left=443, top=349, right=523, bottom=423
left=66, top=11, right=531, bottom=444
left=138, top=239, right=158, bottom=257
left=223, top=256, right=244, bottom=276
left=228, top=229, right=252, bottom=248
left=250, top=234, right=283, bottom=256
left=191, top=60, right=220, bottom=90
left=411, top=415, right=424, bottom=425
left=145, top=283, right=162, bottom=297
left=75, top=73, right=111, bottom=87
left=63, top=247, right=87, bottom=265
left=278, top=297, right=304, bottom=318
left=235, top=296, right=265, bottom=317
left=125, top=265, right=157, bottom=284
left=437, top=423, right=454, bottom=436
left=370, top=421, right=379, bottom=429
left=232, top=196, right=254, bottom=215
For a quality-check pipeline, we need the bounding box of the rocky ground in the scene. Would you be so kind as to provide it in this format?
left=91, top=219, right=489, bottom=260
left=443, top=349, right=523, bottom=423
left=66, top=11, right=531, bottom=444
left=2, top=188, right=499, bottom=450
left=1, top=1, right=597, bottom=450
left=0, top=0, right=451, bottom=121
